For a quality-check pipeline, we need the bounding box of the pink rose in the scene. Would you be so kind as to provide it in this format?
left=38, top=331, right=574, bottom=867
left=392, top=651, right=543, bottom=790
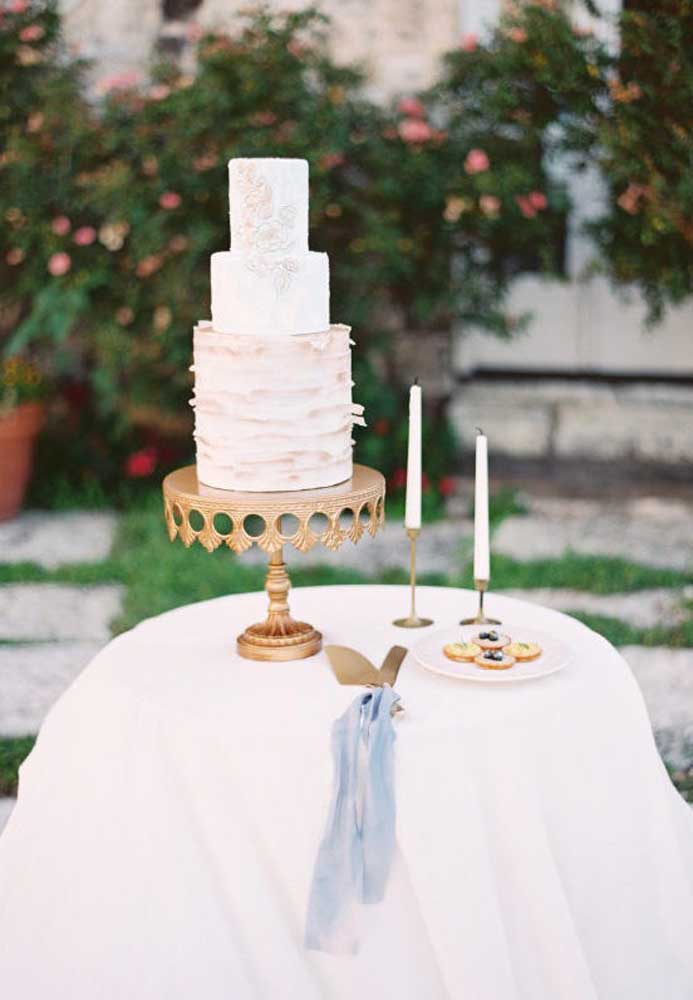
left=48, top=252, right=71, bottom=276
left=320, top=152, right=344, bottom=170
left=479, top=195, right=501, bottom=217
left=398, top=118, right=433, bottom=143
left=51, top=215, right=71, bottom=235
left=528, top=191, right=547, bottom=210
left=159, top=191, right=181, bottom=210
left=186, top=22, right=203, bottom=43
left=464, top=148, right=490, bottom=174
left=73, top=226, right=96, bottom=246
left=125, top=447, right=158, bottom=478
left=397, top=97, right=425, bottom=118
left=148, top=83, right=170, bottom=101
left=515, top=195, right=536, bottom=218
left=9, top=1, right=28, bottom=12
left=97, top=71, right=141, bottom=94
left=19, top=24, right=44, bottom=42
left=508, top=27, right=528, bottom=43
left=617, top=183, right=646, bottom=215
left=136, top=255, right=163, bottom=278
left=287, top=38, right=305, bottom=58
left=6, top=248, right=25, bottom=266
left=460, top=33, right=478, bottom=52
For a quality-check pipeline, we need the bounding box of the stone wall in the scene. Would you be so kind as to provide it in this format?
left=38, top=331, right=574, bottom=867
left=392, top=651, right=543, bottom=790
left=60, top=0, right=460, bottom=99
left=450, top=377, right=693, bottom=471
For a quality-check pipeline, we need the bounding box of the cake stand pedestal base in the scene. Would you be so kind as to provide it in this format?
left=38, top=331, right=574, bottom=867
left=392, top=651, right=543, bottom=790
left=162, top=464, right=386, bottom=662
left=236, top=548, right=322, bottom=661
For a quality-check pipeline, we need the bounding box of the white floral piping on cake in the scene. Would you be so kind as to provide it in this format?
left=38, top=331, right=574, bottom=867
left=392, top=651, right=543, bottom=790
left=235, top=162, right=298, bottom=295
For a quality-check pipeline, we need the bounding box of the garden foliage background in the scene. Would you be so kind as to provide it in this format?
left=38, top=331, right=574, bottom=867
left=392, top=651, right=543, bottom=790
left=1, top=0, right=691, bottom=507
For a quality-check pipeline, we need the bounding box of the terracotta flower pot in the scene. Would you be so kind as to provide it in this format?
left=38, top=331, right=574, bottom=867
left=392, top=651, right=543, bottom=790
left=0, top=401, right=44, bottom=521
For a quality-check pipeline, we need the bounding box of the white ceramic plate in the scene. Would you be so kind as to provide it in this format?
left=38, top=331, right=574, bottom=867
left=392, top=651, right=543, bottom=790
left=411, top=624, right=573, bottom=684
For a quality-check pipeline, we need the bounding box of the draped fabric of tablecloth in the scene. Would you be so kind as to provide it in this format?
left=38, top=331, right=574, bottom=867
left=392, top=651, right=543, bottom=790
left=1, top=585, right=693, bottom=999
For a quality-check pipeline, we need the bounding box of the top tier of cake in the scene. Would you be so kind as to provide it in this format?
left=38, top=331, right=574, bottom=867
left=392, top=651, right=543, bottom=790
left=211, top=158, right=329, bottom=337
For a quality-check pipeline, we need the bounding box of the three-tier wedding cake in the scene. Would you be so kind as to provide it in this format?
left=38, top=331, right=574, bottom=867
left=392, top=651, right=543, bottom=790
left=191, top=157, right=363, bottom=492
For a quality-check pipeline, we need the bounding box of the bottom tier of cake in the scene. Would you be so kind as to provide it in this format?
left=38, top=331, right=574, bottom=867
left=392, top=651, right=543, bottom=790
left=191, top=322, right=363, bottom=492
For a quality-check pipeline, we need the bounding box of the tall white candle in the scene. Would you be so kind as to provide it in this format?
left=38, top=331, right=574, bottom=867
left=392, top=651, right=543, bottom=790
left=404, top=383, right=422, bottom=530
left=473, top=430, right=490, bottom=582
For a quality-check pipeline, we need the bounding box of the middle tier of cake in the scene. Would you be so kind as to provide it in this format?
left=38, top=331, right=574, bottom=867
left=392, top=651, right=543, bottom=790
left=211, top=250, right=329, bottom=337
left=191, top=323, right=363, bottom=492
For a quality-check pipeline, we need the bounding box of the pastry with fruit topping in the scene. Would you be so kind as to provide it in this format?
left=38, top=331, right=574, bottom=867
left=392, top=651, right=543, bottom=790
left=474, top=650, right=516, bottom=670
left=475, top=629, right=511, bottom=651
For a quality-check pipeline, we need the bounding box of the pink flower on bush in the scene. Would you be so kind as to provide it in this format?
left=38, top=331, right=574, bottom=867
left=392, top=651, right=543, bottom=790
left=116, top=306, right=134, bottom=326
left=8, top=1, right=28, bottom=13
left=507, top=27, right=528, bottom=43
left=19, top=24, right=44, bottom=42
left=97, top=71, right=141, bottom=94
left=479, top=194, right=501, bottom=217
left=6, top=248, right=25, bottom=266
left=148, top=83, right=171, bottom=101
left=250, top=110, right=277, bottom=126
left=48, top=252, right=71, bottom=276
left=26, top=111, right=43, bottom=132
left=460, top=33, right=478, bottom=52
left=125, top=447, right=158, bottom=478
left=136, top=255, right=163, bottom=278
left=528, top=191, right=547, bottom=210
left=320, top=152, right=344, bottom=170
left=464, top=148, right=490, bottom=174
left=398, top=118, right=433, bottom=143
left=397, top=97, right=425, bottom=118
left=159, top=191, right=181, bottom=210
left=73, top=225, right=96, bottom=246
left=51, top=215, right=71, bottom=235
left=287, top=38, right=306, bottom=58
left=515, top=195, right=536, bottom=218
left=617, top=183, right=647, bottom=215
left=186, top=22, right=203, bottom=43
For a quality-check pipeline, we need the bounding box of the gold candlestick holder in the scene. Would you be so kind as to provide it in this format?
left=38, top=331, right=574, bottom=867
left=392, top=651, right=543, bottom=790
left=461, top=579, right=501, bottom=625
left=393, top=527, right=433, bottom=628
left=163, top=464, right=385, bottom=661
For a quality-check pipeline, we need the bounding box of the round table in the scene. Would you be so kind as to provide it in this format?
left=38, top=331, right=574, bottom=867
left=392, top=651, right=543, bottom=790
left=1, top=585, right=693, bottom=999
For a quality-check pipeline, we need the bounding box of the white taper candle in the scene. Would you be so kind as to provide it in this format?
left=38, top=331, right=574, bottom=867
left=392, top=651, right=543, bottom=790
left=473, top=430, right=490, bottom=581
left=404, top=383, right=422, bottom=530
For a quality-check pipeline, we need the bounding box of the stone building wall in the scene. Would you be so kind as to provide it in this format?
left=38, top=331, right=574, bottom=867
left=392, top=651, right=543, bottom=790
left=59, top=0, right=460, bottom=99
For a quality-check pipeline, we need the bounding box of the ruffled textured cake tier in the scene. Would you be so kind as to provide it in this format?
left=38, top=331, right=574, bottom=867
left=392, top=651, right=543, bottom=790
left=191, top=323, right=362, bottom=492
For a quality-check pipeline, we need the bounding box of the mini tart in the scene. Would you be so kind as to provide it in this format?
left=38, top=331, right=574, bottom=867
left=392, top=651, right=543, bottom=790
left=444, top=641, right=482, bottom=662
left=475, top=632, right=511, bottom=651
left=474, top=652, right=516, bottom=671
left=505, top=641, right=542, bottom=661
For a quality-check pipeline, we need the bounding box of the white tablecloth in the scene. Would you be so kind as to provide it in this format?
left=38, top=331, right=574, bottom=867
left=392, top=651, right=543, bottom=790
left=1, top=585, right=692, bottom=999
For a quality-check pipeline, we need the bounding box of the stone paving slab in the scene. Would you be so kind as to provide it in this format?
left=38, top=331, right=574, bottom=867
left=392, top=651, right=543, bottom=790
left=0, top=641, right=102, bottom=737
left=0, top=584, right=124, bottom=642
left=622, top=646, right=693, bottom=770
left=494, top=497, right=693, bottom=570
left=0, top=798, right=15, bottom=836
left=0, top=511, right=119, bottom=569
left=498, top=588, right=692, bottom=630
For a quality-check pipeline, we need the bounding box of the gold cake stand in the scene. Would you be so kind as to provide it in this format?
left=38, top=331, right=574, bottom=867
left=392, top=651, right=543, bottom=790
left=162, top=464, right=386, bottom=661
